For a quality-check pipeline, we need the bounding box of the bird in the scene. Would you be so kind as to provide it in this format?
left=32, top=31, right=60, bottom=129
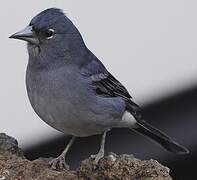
left=10, top=8, right=189, bottom=170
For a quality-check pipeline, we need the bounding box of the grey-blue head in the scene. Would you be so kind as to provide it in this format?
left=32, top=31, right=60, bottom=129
left=10, top=8, right=87, bottom=68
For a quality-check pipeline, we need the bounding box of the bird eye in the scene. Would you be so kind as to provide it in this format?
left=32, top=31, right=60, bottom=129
left=45, top=29, right=55, bottom=39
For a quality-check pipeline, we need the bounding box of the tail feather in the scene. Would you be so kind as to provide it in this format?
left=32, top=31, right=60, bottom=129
left=133, top=120, right=189, bottom=154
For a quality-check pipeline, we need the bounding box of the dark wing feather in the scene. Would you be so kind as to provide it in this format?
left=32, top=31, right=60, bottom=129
left=91, top=71, right=142, bottom=119
left=81, top=50, right=142, bottom=119
left=92, top=71, right=131, bottom=100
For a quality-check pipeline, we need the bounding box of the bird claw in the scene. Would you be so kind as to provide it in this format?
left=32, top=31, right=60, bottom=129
left=91, top=151, right=104, bottom=165
left=49, top=155, right=69, bottom=170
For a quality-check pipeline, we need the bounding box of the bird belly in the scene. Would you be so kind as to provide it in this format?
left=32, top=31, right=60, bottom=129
left=28, top=91, right=120, bottom=137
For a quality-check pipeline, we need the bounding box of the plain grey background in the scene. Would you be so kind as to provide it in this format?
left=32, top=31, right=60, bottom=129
left=1, top=0, right=197, bottom=148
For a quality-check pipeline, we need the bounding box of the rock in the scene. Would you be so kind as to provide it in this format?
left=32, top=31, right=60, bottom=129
left=78, top=153, right=171, bottom=180
left=0, top=133, right=23, bottom=158
left=0, top=133, right=172, bottom=180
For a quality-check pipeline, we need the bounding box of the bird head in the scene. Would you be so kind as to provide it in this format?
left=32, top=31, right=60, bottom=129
left=9, top=8, right=84, bottom=62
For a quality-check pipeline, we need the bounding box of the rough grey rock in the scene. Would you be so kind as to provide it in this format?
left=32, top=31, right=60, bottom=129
left=0, top=133, right=172, bottom=180
left=0, top=133, right=23, bottom=157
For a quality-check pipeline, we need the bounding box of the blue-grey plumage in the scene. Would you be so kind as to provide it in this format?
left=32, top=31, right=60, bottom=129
left=10, top=8, right=189, bottom=170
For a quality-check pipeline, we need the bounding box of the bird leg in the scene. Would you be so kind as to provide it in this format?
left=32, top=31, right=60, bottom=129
left=91, top=131, right=108, bottom=164
left=49, top=136, right=76, bottom=170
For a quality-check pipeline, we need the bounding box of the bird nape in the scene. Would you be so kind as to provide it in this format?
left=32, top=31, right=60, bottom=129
left=9, top=8, right=189, bottom=170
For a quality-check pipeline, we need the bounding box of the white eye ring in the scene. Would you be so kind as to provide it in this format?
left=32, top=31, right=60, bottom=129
left=46, top=29, right=55, bottom=40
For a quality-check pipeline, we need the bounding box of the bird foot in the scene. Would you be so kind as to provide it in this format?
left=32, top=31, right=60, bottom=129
left=91, top=151, right=104, bottom=165
left=49, top=155, right=69, bottom=170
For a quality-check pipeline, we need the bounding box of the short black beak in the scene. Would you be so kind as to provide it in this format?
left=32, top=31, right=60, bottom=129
left=9, top=26, right=39, bottom=45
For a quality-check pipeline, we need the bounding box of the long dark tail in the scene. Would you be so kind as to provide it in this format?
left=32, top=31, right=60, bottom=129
left=132, top=119, right=189, bottom=154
